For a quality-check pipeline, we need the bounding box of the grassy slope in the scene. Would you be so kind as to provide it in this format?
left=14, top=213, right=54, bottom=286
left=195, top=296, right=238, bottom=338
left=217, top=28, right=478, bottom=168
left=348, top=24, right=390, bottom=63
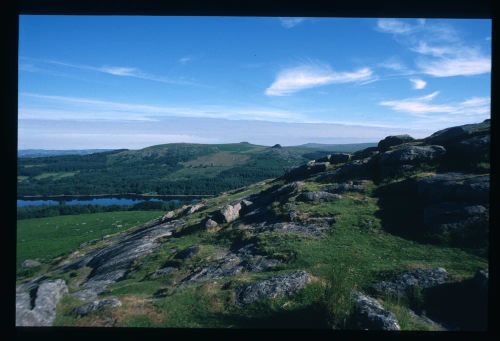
left=49, top=180, right=486, bottom=329
left=16, top=211, right=164, bottom=274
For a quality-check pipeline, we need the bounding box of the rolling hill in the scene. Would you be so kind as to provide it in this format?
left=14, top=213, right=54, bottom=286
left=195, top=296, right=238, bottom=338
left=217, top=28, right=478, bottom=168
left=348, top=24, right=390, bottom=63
left=17, top=142, right=373, bottom=197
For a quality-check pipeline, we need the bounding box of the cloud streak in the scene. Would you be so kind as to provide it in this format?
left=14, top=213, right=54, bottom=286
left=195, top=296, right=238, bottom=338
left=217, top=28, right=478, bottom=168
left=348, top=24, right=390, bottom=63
left=265, top=63, right=374, bottom=96
left=20, top=57, right=198, bottom=86
left=380, top=91, right=490, bottom=116
left=279, top=18, right=306, bottom=28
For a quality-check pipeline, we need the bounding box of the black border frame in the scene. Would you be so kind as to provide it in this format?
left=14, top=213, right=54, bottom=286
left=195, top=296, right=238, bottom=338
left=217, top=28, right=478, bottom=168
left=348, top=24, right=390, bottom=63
left=3, top=1, right=496, bottom=340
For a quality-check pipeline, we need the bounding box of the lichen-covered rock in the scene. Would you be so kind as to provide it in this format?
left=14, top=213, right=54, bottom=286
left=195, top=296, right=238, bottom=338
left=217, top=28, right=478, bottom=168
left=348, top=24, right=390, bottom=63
left=373, top=268, right=448, bottom=298
left=378, top=145, right=446, bottom=166
left=22, top=259, right=41, bottom=268
left=317, top=158, right=373, bottom=182
left=16, top=279, right=68, bottom=326
left=423, top=202, right=488, bottom=237
left=248, top=220, right=333, bottom=237
left=71, top=298, right=122, bottom=317
left=204, top=218, right=219, bottom=229
left=161, top=210, right=176, bottom=222
left=378, top=134, right=415, bottom=152
left=218, top=202, right=243, bottom=223
left=352, top=291, right=401, bottom=330
left=235, top=270, right=312, bottom=305
left=184, top=203, right=205, bottom=215
left=417, top=173, right=489, bottom=204
left=297, top=191, right=342, bottom=202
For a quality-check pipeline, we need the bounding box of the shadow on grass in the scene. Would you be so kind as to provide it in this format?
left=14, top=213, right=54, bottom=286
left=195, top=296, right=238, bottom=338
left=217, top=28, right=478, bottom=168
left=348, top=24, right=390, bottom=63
left=200, top=303, right=330, bottom=329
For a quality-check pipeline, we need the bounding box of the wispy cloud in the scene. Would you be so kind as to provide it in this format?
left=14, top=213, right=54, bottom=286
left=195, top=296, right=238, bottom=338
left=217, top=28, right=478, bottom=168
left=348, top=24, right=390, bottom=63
left=178, top=56, right=193, bottom=65
left=376, top=19, right=414, bottom=34
left=410, top=78, right=427, bottom=89
left=279, top=17, right=306, bottom=28
left=375, top=20, right=491, bottom=78
left=380, top=91, right=490, bottom=119
left=20, top=92, right=306, bottom=123
left=19, top=57, right=198, bottom=86
left=265, top=62, right=374, bottom=96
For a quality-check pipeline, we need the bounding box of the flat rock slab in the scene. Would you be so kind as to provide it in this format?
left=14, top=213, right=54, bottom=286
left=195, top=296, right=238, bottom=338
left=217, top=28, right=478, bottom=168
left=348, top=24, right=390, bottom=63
left=71, top=298, right=122, bottom=317
left=297, top=191, right=342, bottom=202
left=235, top=270, right=312, bottom=306
left=16, top=278, right=68, bottom=326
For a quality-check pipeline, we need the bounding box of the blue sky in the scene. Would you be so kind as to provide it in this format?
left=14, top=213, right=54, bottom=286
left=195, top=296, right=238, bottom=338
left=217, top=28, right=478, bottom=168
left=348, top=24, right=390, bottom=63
left=18, top=16, right=491, bottom=149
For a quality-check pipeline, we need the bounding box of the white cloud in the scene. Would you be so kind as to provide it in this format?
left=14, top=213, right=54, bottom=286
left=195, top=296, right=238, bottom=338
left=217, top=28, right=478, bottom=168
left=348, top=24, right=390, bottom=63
left=410, top=78, right=427, bottom=89
left=376, top=19, right=414, bottom=34
left=411, top=41, right=454, bottom=57
left=380, top=92, right=490, bottom=119
left=265, top=63, right=374, bottom=96
left=417, top=54, right=491, bottom=77
left=279, top=18, right=305, bottom=28
left=99, top=66, right=138, bottom=76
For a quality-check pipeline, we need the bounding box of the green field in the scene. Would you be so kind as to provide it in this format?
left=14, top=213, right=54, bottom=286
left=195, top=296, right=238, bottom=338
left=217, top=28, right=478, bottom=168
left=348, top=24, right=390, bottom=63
left=16, top=210, right=163, bottom=272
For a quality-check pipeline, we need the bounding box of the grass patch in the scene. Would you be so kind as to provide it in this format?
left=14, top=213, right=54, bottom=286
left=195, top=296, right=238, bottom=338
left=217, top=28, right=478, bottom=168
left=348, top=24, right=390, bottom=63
left=16, top=210, right=163, bottom=272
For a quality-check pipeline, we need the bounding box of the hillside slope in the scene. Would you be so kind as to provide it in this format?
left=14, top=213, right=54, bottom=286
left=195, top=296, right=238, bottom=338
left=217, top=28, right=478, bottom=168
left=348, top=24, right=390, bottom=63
left=17, top=143, right=372, bottom=196
left=16, top=120, right=489, bottom=329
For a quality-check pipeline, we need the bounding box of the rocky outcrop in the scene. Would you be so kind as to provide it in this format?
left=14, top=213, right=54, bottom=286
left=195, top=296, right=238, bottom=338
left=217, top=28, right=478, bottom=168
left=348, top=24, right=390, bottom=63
left=243, top=219, right=334, bottom=237
left=16, top=278, right=68, bottom=326
left=204, top=218, right=219, bottom=229
left=416, top=173, right=489, bottom=204
left=317, top=158, right=373, bottom=182
left=425, top=119, right=490, bottom=146
left=373, top=268, right=448, bottom=298
left=235, top=270, right=312, bottom=305
left=71, top=298, right=122, bottom=317
left=282, top=162, right=329, bottom=182
left=378, top=135, right=415, bottom=152
left=297, top=191, right=342, bottom=202
left=183, top=203, right=205, bottom=215
left=22, top=259, right=41, bottom=268
left=352, top=291, right=401, bottom=330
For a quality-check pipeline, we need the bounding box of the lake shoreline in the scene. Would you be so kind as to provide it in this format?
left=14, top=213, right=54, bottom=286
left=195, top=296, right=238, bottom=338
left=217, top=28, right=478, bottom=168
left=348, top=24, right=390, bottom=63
left=18, top=193, right=215, bottom=199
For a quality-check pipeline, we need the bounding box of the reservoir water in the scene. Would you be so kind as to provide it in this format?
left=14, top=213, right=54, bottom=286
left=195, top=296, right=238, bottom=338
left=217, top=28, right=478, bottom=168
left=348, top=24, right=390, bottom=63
left=17, top=195, right=204, bottom=207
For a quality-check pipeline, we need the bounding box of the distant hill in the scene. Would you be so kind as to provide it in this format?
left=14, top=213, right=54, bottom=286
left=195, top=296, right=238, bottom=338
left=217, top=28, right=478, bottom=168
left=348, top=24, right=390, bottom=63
left=18, top=149, right=116, bottom=158
left=17, top=142, right=371, bottom=197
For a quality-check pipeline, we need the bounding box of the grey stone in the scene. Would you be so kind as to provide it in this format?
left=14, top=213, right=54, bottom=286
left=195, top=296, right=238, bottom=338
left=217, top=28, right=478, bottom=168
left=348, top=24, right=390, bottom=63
left=373, top=268, right=448, bottom=298
left=378, top=134, right=415, bottom=152
left=218, top=202, right=243, bottom=223
left=184, top=203, right=204, bottom=215
left=423, top=202, right=488, bottom=235
left=150, top=266, right=178, bottom=279
left=16, top=279, right=68, bottom=326
left=71, top=298, right=122, bottom=316
left=235, top=270, right=312, bottom=305
left=352, top=291, right=401, bottom=330
left=22, top=259, right=41, bottom=268
left=379, top=145, right=446, bottom=166
left=417, top=173, right=489, bottom=204
left=282, top=162, right=328, bottom=181
left=297, top=191, right=342, bottom=202
left=204, top=218, right=219, bottom=229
